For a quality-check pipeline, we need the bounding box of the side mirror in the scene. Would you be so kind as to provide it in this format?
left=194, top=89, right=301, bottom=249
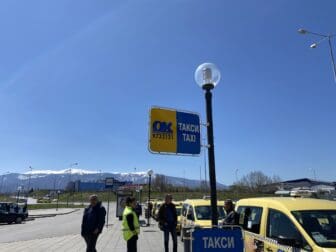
left=187, top=213, right=194, bottom=221
left=277, top=236, right=302, bottom=248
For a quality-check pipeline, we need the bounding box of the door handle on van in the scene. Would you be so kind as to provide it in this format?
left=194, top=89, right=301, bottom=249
left=265, top=247, right=273, bottom=252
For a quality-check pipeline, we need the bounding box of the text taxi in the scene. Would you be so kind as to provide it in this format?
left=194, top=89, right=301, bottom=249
left=235, top=197, right=336, bottom=252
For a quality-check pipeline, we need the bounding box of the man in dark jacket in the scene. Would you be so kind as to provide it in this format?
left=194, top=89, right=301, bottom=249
left=81, top=195, right=106, bottom=252
left=134, top=201, right=142, bottom=220
left=158, top=194, right=177, bottom=252
left=223, top=199, right=239, bottom=225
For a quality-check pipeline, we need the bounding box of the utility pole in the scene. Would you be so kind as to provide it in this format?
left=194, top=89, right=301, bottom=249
left=27, top=166, right=33, bottom=193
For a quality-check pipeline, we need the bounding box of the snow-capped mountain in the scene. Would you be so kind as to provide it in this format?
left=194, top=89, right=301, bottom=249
left=0, top=169, right=226, bottom=192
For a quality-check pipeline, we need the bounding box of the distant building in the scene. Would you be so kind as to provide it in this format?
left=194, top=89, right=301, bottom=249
left=72, top=179, right=133, bottom=192
left=263, top=178, right=335, bottom=193
left=74, top=180, right=105, bottom=192
left=278, top=178, right=335, bottom=190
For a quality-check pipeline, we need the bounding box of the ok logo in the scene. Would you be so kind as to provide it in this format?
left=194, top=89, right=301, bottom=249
left=152, top=121, right=173, bottom=133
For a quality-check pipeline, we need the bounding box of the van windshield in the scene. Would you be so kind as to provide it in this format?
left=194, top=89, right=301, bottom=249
left=195, top=206, right=225, bottom=220
left=292, top=210, right=336, bottom=248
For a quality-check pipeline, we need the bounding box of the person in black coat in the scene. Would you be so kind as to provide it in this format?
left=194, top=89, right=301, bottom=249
left=134, top=201, right=142, bottom=220
left=81, top=195, right=106, bottom=252
left=158, top=194, right=177, bottom=252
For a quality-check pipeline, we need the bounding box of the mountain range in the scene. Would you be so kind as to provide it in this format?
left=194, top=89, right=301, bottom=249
left=0, top=169, right=226, bottom=192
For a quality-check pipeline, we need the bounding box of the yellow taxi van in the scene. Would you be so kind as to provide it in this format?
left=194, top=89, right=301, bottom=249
left=180, top=199, right=226, bottom=240
left=174, top=201, right=183, bottom=235
left=235, top=197, right=336, bottom=252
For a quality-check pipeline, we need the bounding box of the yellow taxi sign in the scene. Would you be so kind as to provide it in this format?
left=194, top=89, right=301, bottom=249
left=149, top=107, right=201, bottom=155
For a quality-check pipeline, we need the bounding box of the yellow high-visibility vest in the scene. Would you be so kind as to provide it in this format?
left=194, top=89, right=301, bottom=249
left=122, top=206, right=140, bottom=241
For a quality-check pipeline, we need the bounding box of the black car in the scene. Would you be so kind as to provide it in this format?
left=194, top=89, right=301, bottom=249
left=0, top=202, right=28, bottom=224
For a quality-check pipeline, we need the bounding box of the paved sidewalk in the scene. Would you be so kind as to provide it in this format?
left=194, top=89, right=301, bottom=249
left=0, top=217, right=183, bottom=252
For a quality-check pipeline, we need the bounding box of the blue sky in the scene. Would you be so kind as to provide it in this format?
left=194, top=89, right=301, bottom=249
left=0, top=0, right=335, bottom=185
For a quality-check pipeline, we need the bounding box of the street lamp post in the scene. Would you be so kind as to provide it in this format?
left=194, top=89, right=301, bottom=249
left=195, top=62, right=221, bottom=227
left=66, top=162, right=78, bottom=207
left=17, top=186, right=22, bottom=203
left=298, top=28, right=336, bottom=82
left=0, top=174, right=5, bottom=194
left=27, top=166, right=33, bottom=193
left=146, top=169, right=153, bottom=227
left=56, top=190, right=60, bottom=211
left=309, top=168, right=317, bottom=181
left=0, top=172, right=10, bottom=194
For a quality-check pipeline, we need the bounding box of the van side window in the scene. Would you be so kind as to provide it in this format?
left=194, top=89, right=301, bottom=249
left=187, top=206, right=195, bottom=220
left=267, top=209, right=311, bottom=251
left=182, top=204, right=188, bottom=216
left=237, top=206, right=263, bottom=234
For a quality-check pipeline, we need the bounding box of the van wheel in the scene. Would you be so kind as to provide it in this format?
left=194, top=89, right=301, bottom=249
left=15, top=217, right=22, bottom=224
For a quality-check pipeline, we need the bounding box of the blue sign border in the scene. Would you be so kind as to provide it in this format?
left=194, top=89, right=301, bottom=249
left=192, top=227, right=244, bottom=252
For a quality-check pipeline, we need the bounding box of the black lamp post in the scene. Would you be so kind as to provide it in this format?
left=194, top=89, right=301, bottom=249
left=56, top=190, right=60, bottom=211
left=147, top=169, right=153, bottom=227
left=17, top=186, right=22, bottom=203
left=298, top=28, right=336, bottom=83
left=195, top=63, right=221, bottom=227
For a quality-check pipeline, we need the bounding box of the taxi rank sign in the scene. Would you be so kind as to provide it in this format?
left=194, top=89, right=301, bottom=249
left=192, top=228, right=244, bottom=252
left=149, top=107, right=201, bottom=155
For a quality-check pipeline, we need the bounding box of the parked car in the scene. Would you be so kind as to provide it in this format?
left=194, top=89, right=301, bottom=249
left=180, top=199, right=225, bottom=241
left=0, top=202, right=28, bottom=224
left=152, top=201, right=163, bottom=220
left=236, top=197, right=336, bottom=252
left=37, top=196, right=51, bottom=203
left=174, top=201, right=183, bottom=236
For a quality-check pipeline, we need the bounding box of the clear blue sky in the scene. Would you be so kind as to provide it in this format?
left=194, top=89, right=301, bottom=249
left=0, top=0, right=335, bottom=185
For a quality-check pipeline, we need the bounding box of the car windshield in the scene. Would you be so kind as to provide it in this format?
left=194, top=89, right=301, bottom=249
left=176, top=208, right=181, bottom=216
left=292, top=210, right=336, bottom=248
left=195, top=206, right=225, bottom=220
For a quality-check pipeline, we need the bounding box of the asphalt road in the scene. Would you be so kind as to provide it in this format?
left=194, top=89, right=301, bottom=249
left=0, top=202, right=185, bottom=251
left=0, top=202, right=116, bottom=243
left=0, top=209, right=82, bottom=243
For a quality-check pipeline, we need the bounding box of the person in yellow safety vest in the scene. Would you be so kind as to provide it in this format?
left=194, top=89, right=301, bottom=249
left=122, top=197, right=140, bottom=252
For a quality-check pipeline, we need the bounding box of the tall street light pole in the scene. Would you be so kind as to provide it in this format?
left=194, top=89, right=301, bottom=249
left=195, top=62, right=221, bottom=227
left=56, top=190, right=60, bottom=211
left=27, top=166, right=33, bottom=195
left=309, top=168, right=317, bottom=181
left=0, top=174, right=5, bottom=194
left=146, top=169, right=153, bottom=227
left=0, top=172, right=10, bottom=194
left=66, top=162, right=78, bottom=207
left=298, top=28, right=336, bottom=83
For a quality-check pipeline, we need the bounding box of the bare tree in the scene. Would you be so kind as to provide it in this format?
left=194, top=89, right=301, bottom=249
left=233, top=171, right=281, bottom=193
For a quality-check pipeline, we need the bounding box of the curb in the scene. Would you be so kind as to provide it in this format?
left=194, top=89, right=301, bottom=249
left=29, top=209, right=81, bottom=218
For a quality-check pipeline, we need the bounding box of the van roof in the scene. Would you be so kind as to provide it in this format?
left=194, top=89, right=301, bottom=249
left=183, top=199, right=223, bottom=206
left=236, top=197, right=336, bottom=211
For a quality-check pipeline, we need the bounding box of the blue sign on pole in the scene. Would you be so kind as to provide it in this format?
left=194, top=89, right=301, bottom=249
left=176, top=111, right=201, bottom=155
left=105, top=177, right=114, bottom=189
left=149, top=107, right=201, bottom=155
left=192, top=227, right=244, bottom=252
